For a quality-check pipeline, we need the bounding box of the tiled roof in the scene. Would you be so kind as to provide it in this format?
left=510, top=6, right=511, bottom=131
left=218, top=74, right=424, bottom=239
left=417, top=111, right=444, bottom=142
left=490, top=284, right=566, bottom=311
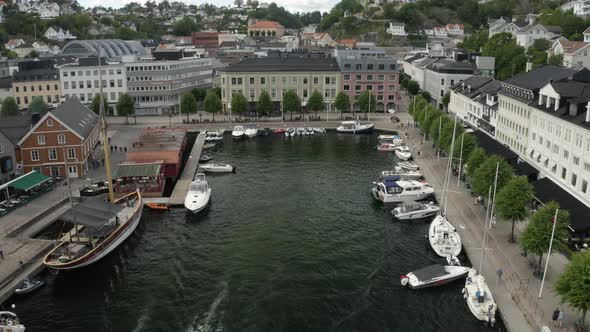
left=559, top=40, right=590, bottom=54
left=584, top=26, right=590, bottom=34
left=446, top=24, right=464, bottom=29
left=337, top=39, right=357, bottom=44
left=249, top=20, right=284, bottom=29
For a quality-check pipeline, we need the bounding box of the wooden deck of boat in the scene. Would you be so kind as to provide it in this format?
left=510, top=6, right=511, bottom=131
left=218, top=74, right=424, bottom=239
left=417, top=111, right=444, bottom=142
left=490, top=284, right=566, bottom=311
left=168, top=133, right=206, bottom=206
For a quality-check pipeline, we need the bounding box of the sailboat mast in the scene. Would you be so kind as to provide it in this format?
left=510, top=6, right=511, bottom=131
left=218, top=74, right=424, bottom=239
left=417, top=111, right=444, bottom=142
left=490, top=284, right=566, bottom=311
left=97, top=48, right=115, bottom=203
left=442, top=116, right=458, bottom=214
left=59, top=125, right=73, bottom=207
left=489, top=162, right=500, bottom=230
left=478, top=185, right=493, bottom=273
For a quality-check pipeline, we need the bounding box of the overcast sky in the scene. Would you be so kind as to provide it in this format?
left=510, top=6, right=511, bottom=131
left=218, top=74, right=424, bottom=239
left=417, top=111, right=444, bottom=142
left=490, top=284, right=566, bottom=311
left=78, top=0, right=337, bottom=14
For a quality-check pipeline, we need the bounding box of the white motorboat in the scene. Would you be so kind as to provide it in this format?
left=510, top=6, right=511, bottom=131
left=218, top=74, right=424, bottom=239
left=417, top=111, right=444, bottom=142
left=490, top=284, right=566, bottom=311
left=305, top=127, right=315, bottom=135
left=463, top=268, right=497, bottom=326
left=378, top=135, right=404, bottom=146
left=395, top=146, right=412, bottom=160
left=205, top=130, right=224, bottom=142
left=429, top=214, right=462, bottom=257
left=381, top=167, right=423, bottom=180
left=245, top=124, right=258, bottom=138
left=296, top=127, right=306, bottom=136
left=397, top=161, right=419, bottom=171
left=184, top=173, right=212, bottom=214
left=285, top=128, right=296, bottom=137
left=336, top=120, right=374, bottom=133
left=0, top=311, right=25, bottom=332
left=15, top=277, right=45, bottom=295
left=377, top=143, right=397, bottom=152
left=391, top=201, right=441, bottom=220
left=447, top=255, right=461, bottom=266
left=313, top=127, right=326, bottom=133
left=401, top=264, right=470, bottom=289
left=198, top=163, right=236, bottom=173
left=371, top=177, right=434, bottom=203
left=232, top=126, right=245, bottom=139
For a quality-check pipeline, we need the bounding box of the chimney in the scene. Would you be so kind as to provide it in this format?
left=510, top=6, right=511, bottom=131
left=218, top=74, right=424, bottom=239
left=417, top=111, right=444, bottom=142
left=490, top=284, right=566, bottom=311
left=526, top=61, right=533, bottom=72
left=586, top=101, right=590, bottom=122
left=569, top=103, right=579, bottom=117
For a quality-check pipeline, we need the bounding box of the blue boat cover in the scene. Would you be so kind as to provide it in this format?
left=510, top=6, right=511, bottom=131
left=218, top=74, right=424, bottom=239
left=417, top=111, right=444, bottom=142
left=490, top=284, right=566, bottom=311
left=383, top=175, right=401, bottom=187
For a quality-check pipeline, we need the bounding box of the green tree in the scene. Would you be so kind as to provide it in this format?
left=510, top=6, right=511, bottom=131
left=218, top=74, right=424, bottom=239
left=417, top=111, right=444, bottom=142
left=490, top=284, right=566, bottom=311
left=483, top=32, right=527, bottom=80
left=520, top=202, right=570, bottom=274
left=6, top=51, right=18, bottom=59
left=442, top=92, right=451, bottom=109
left=0, top=97, right=19, bottom=117
left=256, top=90, right=272, bottom=117
left=407, top=80, right=419, bottom=95
left=466, top=147, right=487, bottom=177
left=282, top=89, right=301, bottom=121
left=548, top=53, right=564, bottom=66
left=419, top=91, right=431, bottom=102
left=459, top=29, right=488, bottom=51
left=556, top=251, right=590, bottom=324
left=231, top=93, right=248, bottom=119
left=470, top=155, right=514, bottom=196
left=450, top=132, right=477, bottom=166
left=191, top=88, right=207, bottom=112
left=496, top=176, right=534, bottom=242
left=334, top=92, right=350, bottom=119
left=173, top=17, right=199, bottom=36
left=90, top=94, right=109, bottom=115
left=26, top=50, right=39, bottom=58
left=358, top=91, right=376, bottom=119
left=28, top=96, right=48, bottom=114
left=180, top=92, right=197, bottom=122
left=527, top=39, right=552, bottom=68
left=212, top=87, right=222, bottom=99
left=116, top=93, right=135, bottom=124
left=307, top=90, right=324, bottom=118
left=203, top=91, right=222, bottom=121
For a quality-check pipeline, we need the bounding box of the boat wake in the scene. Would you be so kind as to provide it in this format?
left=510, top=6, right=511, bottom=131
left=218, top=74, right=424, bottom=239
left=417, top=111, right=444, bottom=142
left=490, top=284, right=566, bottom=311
left=189, top=282, right=228, bottom=332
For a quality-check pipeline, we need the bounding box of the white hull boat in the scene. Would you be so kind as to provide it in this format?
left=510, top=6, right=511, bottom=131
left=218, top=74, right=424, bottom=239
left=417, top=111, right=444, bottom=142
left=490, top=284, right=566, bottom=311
left=377, top=143, right=397, bottom=152
left=15, top=278, right=45, bottom=295
left=305, top=127, right=315, bottom=135
left=336, top=120, right=374, bottom=133
left=401, top=264, right=470, bottom=289
left=245, top=124, right=258, bottom=138
left=378, top=135, right=404, bottom=146
left=313, top=127, right=326, bottom=133
left=184, top=173, right=212, bottom=214
left=429, top=215, right=462, bottom=257
left=232, top=126, right=245, bottom=139
left=296, top=127, right=307, bottom=136
left=391, top=201, right=441, bottom=220
left=372, top=177, right=434, bottom=203
left=205, top=130, right=224, bottom=142
left=395, top=146, right=412, bottom=161
left=381, top=167, right=423, bottom=180
left=463, top=268, right=497, bottom=326
left=285, top=128, right=296, bottom=137
left=0, top=311, right=25, bottom=332
left=199, top=163, right=235, bottom=173
left=397, top=161, right=419, bottom=171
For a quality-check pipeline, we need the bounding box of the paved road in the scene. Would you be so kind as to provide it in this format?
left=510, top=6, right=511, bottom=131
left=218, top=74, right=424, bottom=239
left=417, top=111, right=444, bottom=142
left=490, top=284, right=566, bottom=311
left=395, top=94, right=574, bottom=331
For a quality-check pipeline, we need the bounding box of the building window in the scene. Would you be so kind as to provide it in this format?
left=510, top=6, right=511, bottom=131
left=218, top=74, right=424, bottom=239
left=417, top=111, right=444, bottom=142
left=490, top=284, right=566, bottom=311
left=50, top=166, right=60, bottom=177
left=37, top=135, right=46, bottom=145
left=0, top=144, right=4, bottom=153
left=260, top=77, right=265, bottom=84
left=303, top=77, right=308, bottom=84
left=303, top=89, right=308, bottom=98
left=563, top=150, right=569, bottom=159
left=378, top=75, right=384, bottom=81
left=572, top=173, right=578, bottom=186
left=388, top=85, right=395, bottom=91
left=249, top=77, right=254, bottom=84
left=389, top=75, right=396, bottom=80
left=574, top=156, right=580, bottom=166
left=355, top=85, right=361, bottom=91
left=67, top=148, right=76, bottom=159
left=561, top=167, right=567, bottom=179
left=367, top=85, right=373, bottom=91
left=48, top=149, right=57, bottom=161
left=355, top=64, right=361, bottom=70
left=325, top=77, right=330, bottom=84
left=377, top=85, right=384, bottom=91
left=58, top=134, right=65, bottom=144
left=47, top=119, right=53, bottom=127
left=313, top=77, right=319, bottom=85
left=344, top=74, right=351, bottom=81
left=31, top=150, right=39, bottom=161
left=367, top=64, right=374, bottom=70
left=344, top=85, right=350, bottom=91
left=582, top=180, right=588, bottom=193
left=441, top=79, right=445, bottom=85
left=378, top=64, right=385, bottom=70
left=388, top=95, right=395, bottom=101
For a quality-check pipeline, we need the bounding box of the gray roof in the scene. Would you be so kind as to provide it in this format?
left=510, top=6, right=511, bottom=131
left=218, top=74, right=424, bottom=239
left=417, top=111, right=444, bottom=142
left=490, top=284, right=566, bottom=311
left=62, top=39, right=148, bottom=59
left=51, top=98, right=99, bottom=139
left=452, top=76, right=500, bottom=99
left=518, top=24, right=562, bottom=34
left=0, top=114, right=31, bottom=145
left=220, top=56, right=340, bottom=72
left=504, top=66, right=577, bottom=91
left=0, top=77, right=11, bottom=89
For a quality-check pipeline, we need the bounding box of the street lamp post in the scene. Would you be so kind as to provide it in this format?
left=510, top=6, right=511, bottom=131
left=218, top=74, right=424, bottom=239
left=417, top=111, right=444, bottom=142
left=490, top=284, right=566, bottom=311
left=228, top=104, right=232, bottom=126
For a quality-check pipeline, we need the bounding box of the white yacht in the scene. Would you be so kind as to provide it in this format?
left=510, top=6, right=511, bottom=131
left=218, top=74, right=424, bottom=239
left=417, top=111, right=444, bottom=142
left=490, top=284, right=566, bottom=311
left=428, top=215, right=462, bottom=257
left=463, top=268, right=497, bottom=326
left=232, top=126, right=245, bottom=139
left=205, top=130, right=224, bottom=142
left=313, top=127, right=326, bottom=133
left=371, top=177, right=434, bottom=203
left=397, top=161, right=419, bottom=171
left=245, top=124, right=258, bottom=138
left=395, top=146, right=412, bottom=160
left=184, top=173, right=212, bottom=214
left=378, top=135, right=404, bottom=146
left=285, top=128, right=296, bottom=137
left=0, top=311, right=25, bottom=332
left=295, top=127, right=307, bottom=136
left=198, top=163, right=235, bottom=173
left=391, top=201, right=441, bottom=220
left=401, top=264, right=470, bottom=289
left=381, top=167, right=423, bottom=180
left=336, top=120, right=374, bottom=133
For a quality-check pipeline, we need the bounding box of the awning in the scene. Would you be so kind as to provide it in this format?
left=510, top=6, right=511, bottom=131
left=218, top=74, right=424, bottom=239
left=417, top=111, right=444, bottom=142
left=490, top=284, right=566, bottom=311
left=532, top=177, right=590, bottom=233
left=533, top=151, right=541, bottom=160
left=514, top=160, right=538, bottom=180
left=526, top=147, right=534, bottom=155
left=113, top=163, right=161, bottom=178
left=550, top=161, right=557, bottom=169
left=542, top=155, right=549, bottom=164
left=59, top=196, right=124, bottom=229
left=471, top=130, right=518, bottom=164
left=10, top=171, right=51, bottom=191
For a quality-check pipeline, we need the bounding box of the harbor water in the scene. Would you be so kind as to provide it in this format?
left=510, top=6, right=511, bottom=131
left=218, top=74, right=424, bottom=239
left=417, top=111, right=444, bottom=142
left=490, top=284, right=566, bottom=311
left=12, top=132, right=505, bottom=331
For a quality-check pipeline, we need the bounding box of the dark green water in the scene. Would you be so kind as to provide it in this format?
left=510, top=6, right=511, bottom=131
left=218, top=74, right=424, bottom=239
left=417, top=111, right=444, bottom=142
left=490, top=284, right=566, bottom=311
left=12, top=133, right=504, bottom=331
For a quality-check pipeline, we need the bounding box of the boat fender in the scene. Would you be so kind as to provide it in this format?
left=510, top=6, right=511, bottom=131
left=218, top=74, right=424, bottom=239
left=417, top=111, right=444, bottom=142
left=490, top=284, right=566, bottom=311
left=400, top=275, right=409, bottom=286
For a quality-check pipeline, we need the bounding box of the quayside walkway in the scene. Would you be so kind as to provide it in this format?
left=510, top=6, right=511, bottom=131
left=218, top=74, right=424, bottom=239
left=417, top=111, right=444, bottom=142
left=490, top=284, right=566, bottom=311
left=168, top=133, right=206, bottom=206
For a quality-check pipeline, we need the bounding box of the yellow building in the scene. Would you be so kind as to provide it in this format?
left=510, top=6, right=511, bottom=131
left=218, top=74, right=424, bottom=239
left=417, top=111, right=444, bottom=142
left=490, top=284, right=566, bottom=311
left=12, top=60, right=61, bottom=109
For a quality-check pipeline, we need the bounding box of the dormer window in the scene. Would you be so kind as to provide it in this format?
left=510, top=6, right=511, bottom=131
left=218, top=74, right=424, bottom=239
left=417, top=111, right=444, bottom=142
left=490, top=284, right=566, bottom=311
left=47, top=119, right=53, bottom=127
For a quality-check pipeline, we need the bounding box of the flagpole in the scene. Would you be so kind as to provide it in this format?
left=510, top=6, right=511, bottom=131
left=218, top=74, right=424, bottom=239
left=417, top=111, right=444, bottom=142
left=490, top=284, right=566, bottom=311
left=538, top=208, right=559, bottom=298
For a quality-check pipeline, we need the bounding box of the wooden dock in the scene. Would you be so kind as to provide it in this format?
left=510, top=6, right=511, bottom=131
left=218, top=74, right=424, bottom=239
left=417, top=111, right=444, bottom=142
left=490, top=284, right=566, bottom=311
left=168, top=133, right=206, bottom=206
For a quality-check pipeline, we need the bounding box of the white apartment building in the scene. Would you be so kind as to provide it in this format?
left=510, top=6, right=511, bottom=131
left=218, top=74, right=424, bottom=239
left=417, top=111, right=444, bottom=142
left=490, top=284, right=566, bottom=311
left=548, top=39, right=590, bottom=68
left=449, top=76, right=501, bottom=137
left=44, top=26, right=76, bottom=41
left=387, top=22, right=406, bottom=36
left=515, top=24, right=562, bottom=48
left=561, top=0, right=590, bottom=18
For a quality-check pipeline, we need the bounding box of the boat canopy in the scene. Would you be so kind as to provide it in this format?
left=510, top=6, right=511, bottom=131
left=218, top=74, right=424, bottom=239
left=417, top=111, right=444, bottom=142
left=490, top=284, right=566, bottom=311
left=412, top=264, right=447, bottom=280
left=189, top=181, right=208, bottom=192
left=382, top=175, right=401, bottom=186
left=59, top=196, right=124, bottom=229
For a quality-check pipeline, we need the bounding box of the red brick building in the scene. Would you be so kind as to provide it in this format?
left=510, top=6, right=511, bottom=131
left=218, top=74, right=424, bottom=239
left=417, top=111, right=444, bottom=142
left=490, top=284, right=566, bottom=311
left=17, top=98, right=100, bottom=178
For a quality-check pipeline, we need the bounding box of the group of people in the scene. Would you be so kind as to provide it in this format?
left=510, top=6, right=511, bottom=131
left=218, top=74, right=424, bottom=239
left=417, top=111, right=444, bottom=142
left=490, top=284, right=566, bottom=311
left=552, top=307, right=565, bottom=328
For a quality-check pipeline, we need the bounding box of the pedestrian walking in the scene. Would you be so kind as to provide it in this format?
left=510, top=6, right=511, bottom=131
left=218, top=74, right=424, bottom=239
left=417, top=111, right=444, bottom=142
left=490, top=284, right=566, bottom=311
left=552, top=308, right=560, bottom=327
left=0, top=245, right=4, bottom=259
left=109, top=145, right=113, bottom=152
left=558, top=309, right=564, bottom=327
left=496, top=268, right=503, bottom=286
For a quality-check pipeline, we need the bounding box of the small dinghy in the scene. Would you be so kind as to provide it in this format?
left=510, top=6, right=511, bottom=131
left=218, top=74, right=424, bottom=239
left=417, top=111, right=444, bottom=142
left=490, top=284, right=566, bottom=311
left=284, top=128, right=296, bottom=137
left=198, top=163, right=236, bottom=173
left=273, top=128, right=287, bottom=134
left=15, top=278, right=45, bottom=295
left=398, top=161, right=419, bottom=171
left=391, top=201, right=441, bottom=220
left=296, top=127, right=307, bottom=136
left=381, top=167, right=423, bottom=180
left=205, top=130, right=224, bottom=142
left=203, top=143, right=216, bottom=150
left=305, top=127, right=315, bottom=135
left=463, top=268, right=497, bottom=326
left=199, top=155, right=214, bottom=163
left=429, top=214, right=462, bottom=257
left=395, top=146, right=412, bottom=160
left=146, top=203, right=169, bottom=211
left=401, top=264, right=470, bottom=289
left=377, top=143, right=397, bottom=152
left=313, top=127, right=326, bottom=133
